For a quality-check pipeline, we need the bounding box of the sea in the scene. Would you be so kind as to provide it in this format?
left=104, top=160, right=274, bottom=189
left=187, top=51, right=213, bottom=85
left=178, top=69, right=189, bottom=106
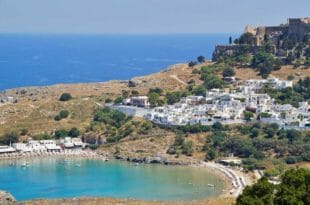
left=0, top=34, right=237, bottom=91
left=0, top=159, right=224, bottom=201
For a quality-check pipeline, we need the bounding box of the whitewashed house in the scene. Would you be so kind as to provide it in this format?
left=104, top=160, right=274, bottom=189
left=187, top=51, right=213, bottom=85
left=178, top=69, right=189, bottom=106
left=0, top=146, right=16, bottom=154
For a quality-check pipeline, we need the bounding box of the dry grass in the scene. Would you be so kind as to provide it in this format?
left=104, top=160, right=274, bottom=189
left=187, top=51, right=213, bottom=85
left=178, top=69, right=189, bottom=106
left=234, top=65, right=310, bottom=81
left=0, top=64, right=198, bottom=136
left=1, top=63, right=309, bottom=137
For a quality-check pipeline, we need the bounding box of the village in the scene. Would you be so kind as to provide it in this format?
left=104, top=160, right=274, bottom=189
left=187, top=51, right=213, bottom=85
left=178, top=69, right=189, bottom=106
left=0, top=137, right=96, bottom=158
left=120, top=77, right=310, bottom=130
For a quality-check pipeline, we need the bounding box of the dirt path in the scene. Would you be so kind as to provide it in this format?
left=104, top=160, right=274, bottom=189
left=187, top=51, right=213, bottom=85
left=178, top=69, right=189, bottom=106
left=169, top=74, right=187, bottom=85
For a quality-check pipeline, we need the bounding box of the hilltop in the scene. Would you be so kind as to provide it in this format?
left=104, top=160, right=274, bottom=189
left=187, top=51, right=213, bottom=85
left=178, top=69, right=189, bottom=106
left=213, top=17, right=309, bottom=79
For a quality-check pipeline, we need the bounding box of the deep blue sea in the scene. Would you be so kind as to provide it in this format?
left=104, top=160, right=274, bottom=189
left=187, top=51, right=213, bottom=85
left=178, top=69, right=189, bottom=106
left=0, top=34, right=236, bottom=91
left=0, top=159, right=224, bottom=201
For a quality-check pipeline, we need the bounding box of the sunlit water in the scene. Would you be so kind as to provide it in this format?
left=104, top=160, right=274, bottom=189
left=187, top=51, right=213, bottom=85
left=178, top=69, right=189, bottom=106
left=0, top=158, right=224, bottom=201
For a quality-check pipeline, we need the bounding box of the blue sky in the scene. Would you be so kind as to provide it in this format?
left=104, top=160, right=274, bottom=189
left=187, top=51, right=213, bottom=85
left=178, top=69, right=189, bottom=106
left=0, top=0, right=309, bottom=34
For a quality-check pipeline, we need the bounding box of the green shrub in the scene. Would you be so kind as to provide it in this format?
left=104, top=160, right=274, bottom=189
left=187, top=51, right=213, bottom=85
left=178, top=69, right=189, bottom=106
left=89, top=144, right=99, bottom=150
left=222, top=67, right=235, bottom=77
left=59, top=110, right=69, bottom=118
left=54, top=115, right=62, bottom=121
left=0, top=131, right=19, bottom=145
left=182, top=140, right=194, bottom=156
left=105, top=98, right=113, bottom=103
left=68, top=127, right=80, bottom=137
left=54, top=129, right=68, bottom=139
left=20, top=128, right=28, bottom=136
left=59, top=93, right=72, bottom=101
left=114, top=96, right=124, bottom=104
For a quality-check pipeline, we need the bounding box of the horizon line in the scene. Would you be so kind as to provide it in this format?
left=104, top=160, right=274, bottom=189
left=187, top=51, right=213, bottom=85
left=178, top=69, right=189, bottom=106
left=0, top=32, right=241, bottom=36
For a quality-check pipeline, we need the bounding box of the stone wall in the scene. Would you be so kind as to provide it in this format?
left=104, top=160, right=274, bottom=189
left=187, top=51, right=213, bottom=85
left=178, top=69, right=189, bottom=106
left=0, top=190, right=15, bottom=205
left=288, top=18, right=310, bottom=40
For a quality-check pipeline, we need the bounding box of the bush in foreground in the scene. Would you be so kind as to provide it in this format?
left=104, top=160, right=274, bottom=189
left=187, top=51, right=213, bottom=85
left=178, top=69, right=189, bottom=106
left=237, top=168, right=310, bottom=205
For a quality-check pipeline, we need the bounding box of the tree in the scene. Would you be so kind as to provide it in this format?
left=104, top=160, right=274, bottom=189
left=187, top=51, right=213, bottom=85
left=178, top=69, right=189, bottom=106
left=286, top=51, right=295, bottom=65
left=265, top=127, right=276, bottom=138
left=182, top=140, right=194, bottom=156
left=188, top=61, right=197, bottom=68
left=237, top=177, right=274, bottom=205
left=105, top=98, right=113, bottom=103
left=121, top=90, right=130, bottom=98
left=229, top=36, right=232, bottom=45
left=33, top=133, right=52, bottom=140
left=148, top=92, right=160, bottom=108
left=172, top=134, right=184, bottom=146
left=131, top=90, right=139, bottom=96
left=205, top=148, right=217, bottom=161
left=274, top=168, right=310, bottom=204
left=59, top=93, right=72, bottom=101
left=0, top=131, right=19, bottom=145
left=286, top=129, right=301, bottom=142
left=212, top=122, right=223, bottom=131
left=222, top=67, right=235, bottom=77
left=166, top=92, right=181, bottom=105
left=203, top=75, right=224, bottom=89
left=54, top=115, right=62, bottom=121
left=192, top=85, right=206, bottom=96
left=251, top=51, right=275, bottom=77
left=148, top=87, right=163, bottom=95
left=250, top=128, right=260, bottom=138
left=197, top=56, right=206, bottom=64
left=237, top=168, right=310, bottom=205
left=287, top=75, right=294, bottom=81
left=238, top=32, right=254, bottom=44
left=20, top=128, right=28, bottom=136
left=305, top=47, right=310, bottom=59
left=114, top=96, right=124, bottom=104
left=244, top=111, right=254, bottom=121
left=59, top=110, right=69, bottom=119
left=54, top=129, right=68, bottom=139
left=68, top=127, right=80, bottom=137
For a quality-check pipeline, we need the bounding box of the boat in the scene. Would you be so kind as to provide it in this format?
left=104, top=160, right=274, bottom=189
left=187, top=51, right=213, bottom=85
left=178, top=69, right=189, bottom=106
left=208, top=184, right=215, bottom=187
left=21, top=162, right=30, bottom=168
left=59, top=160, right=68, bottom=164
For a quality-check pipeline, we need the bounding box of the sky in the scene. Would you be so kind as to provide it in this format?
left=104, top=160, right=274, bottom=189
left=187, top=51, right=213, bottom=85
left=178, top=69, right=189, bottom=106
left=0, top=0, right=309, bottom=34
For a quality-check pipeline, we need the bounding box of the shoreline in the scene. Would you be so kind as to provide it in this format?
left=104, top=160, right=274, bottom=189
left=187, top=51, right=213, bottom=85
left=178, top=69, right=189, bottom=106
left=0, top=150, right=249, bottom=201
left=197, top=162, right=248, bottom=197
left=0, top=149, right=108, bottom=161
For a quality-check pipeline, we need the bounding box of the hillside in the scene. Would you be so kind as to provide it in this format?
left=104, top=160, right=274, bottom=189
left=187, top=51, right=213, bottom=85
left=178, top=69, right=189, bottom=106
left=0, top=63, right=309, bottom=137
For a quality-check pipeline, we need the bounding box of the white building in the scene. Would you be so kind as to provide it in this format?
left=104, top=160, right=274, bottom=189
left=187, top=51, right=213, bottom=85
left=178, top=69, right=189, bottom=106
left=13, top=143, right=33, bottom=152
left=244, top=77, right=292, bottom=90
left=0, top=146, right=16, bottom=154
left=124, top=96, right=150, bottom=108
left=144, top=78, right=307, bottom=129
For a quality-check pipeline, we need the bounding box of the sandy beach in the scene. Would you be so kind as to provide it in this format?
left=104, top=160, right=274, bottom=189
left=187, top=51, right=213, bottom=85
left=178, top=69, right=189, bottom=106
left=192, top=161, right=253, bottom=198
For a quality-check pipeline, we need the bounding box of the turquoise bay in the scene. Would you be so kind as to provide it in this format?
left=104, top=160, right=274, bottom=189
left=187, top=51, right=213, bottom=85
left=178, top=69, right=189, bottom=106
left=0, top=158, right=224, bottom=201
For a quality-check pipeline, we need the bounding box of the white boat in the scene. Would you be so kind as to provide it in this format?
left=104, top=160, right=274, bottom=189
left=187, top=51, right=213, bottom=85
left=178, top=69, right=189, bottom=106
left=208, top=184, right=215, bottom=187
left=21, top=162, right=29, bottom=168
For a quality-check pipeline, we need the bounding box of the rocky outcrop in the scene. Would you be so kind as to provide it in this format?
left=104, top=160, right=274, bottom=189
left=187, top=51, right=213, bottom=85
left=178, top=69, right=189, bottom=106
left=115, top=155, right=199, bottom=166
left=0, top=190, right=16, bottom=204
